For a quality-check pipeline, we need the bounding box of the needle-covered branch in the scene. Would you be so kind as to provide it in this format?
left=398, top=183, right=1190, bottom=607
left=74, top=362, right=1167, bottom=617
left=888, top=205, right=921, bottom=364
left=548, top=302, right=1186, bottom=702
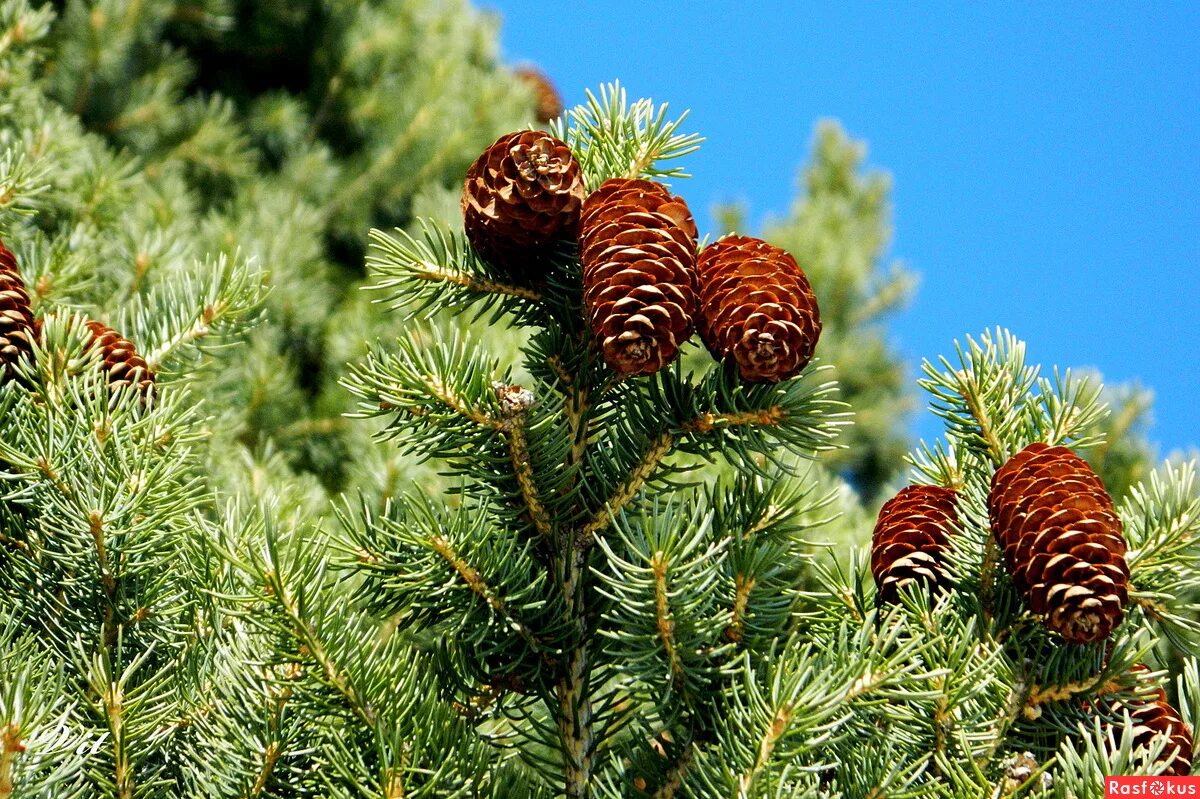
left=655, top=361, right=849, bottom=469
left=136, top=254, right=266, bottom=374
left=337, top=493, right=569, bottom=681
left=919, top=329, right=1041, bottom=467
left=367, top=221, right=545, bottom=326
left=551, top=82, right=703, bottom=189
left=0, top=623, right=93, bottom=799
left=1122, top=463, right=1200, bottom=653
left=594, top=499, right=733, bottom=705
left=343, top=328, right=509, bottom=450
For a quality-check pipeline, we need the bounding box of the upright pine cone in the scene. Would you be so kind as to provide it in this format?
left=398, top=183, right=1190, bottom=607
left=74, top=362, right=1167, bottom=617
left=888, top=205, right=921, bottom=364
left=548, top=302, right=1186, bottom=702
left=1106, top=674, right=1194, bottom=776
left=988, top=442, right=1129, bottom=644
left=579, top=178, right=698, bottom=375
left=871, top=484, right=958, bottom=604
left=515, top=65, right=563, bottom=124
left=85, top=320, right=155, bottom=397
left=461, top=130, right=585, bottom=277
left=696, top=236, right=821, bottom=383
left=0, top=241, right=36, bottom=381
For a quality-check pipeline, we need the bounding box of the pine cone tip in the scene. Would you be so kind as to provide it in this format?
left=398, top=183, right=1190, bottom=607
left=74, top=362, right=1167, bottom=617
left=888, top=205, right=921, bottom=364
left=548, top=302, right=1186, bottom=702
left=871, top=484, right=958, bottom=604
left=85, top=320, right=155, bottom=398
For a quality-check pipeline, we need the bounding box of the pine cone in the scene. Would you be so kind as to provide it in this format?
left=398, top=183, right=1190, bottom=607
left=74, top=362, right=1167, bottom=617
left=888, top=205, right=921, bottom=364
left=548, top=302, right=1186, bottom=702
left=1106, top=672, right=1194, bottom=776
left=871, top=484, right=958, bottom=604
left=85, top=320, right=155, bottom=397
left=0, top=241, right=36, bottom=381
left=696, top=236, right=821, bottom=383
left=461, top=130, right=585, bottom=276
left=579, top=178, right=698, bottom=375
left=988, top=442, right=1129, bottom=644
left=515, top=66, right=563, bottom=125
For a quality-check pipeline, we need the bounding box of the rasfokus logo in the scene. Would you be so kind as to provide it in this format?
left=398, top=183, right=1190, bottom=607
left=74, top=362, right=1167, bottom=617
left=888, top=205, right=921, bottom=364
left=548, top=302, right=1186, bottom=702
left=1106, top=777, right=1200, bottom=796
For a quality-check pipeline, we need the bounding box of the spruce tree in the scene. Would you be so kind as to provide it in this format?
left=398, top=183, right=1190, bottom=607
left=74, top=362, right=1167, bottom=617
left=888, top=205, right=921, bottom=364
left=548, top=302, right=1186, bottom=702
left=0, top=0, right=1196, bottom=796
left=326, top=91, right=1195, bottom=796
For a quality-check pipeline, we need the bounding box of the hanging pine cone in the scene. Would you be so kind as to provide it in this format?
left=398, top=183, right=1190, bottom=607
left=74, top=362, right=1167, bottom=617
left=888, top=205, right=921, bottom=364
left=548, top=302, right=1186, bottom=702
left=579, top=178, right=698, bottom=375
left=85, top=320, right=155, bottom=397
left=1125, top=697, right=1194, bottom=775
left=514, top=66, right=563, bottom=125
left=1105, top=674, right=1194, bottom=776
left=461, top=130, right=585, bottom=277
left=871, top=484, right=958, bottom=604
left=0, top=241, right=36, bottom=381
left=988, top=442, right=1129, bottom=644
left=696, top=236, right=821, bottom=383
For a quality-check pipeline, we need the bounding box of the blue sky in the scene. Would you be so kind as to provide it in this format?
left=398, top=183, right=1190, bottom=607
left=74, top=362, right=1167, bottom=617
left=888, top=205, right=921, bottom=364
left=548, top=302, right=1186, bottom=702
left=485, top=2, right=1199, bottom=454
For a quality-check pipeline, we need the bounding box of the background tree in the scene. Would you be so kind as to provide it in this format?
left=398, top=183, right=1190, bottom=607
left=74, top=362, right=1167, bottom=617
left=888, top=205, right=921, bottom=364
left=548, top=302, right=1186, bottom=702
left=759, top=122, right=916, bottom=500
left=40, top=0, right=536, bottom=504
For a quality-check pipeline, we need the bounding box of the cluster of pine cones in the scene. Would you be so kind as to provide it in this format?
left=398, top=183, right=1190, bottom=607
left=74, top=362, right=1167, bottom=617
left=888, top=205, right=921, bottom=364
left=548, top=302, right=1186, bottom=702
left=461, top=130, right=822, bottom=383
left=0, top=241, right=155, bottom=396
left=870, top=443, right=1192, bottom=774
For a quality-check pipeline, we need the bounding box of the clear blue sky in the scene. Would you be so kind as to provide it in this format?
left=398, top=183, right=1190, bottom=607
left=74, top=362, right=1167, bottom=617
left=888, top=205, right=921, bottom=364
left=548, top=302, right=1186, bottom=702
left=485, top=2, right=1199, bottom=454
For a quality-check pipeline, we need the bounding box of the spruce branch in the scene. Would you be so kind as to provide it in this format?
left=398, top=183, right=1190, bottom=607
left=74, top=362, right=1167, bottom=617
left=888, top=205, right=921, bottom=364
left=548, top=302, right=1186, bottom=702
left=656, top=362, right=848, bottom=470
left=338, top=493, right=563, bottom=666
left=594, top=499, right=731, bottom=702
left=505, top=411, right=553, bottom=536
left=1033, top=369, right=1108, bottom=450
left=212, top=507, right=384, bottom=734
left=581, top=430, right=673, bottom=541
left=136, top=253, right=266, bottom=373
left=1122, top=462, right=1200, bottom=653
left=366, top=222, right=543, bottom=325
left=552, top=82, right=703, bottom=189
left=693, top=644, right=851, bottom=798
left=343, top=329, right=509, bottom=457
left=0, top=623, right=90, bottom=799
left=557, top=547, right=595, bottom=799
left=427, top=531, right=547, bottom=656
left=919, top=329, right=1039, bottom=467
left=0, top=148, right=50, bottom=218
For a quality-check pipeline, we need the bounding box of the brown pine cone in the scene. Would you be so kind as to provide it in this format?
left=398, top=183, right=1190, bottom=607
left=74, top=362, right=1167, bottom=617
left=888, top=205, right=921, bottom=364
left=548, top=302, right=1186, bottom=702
left=461, top=130, right=585, bottom=277
left=0, top=241, right=36, bottom=381
left=1126, top=697, right=1194, bottom=775
left=696, top=236, right=822, bottom=383
left=85, top=320, right=155, bottom=397
left=871, top=484, right=958, bottom=604
left=1106, top=672, right=1194, bottom=776
left=579, top=178, right=698, bottom=375
left=515, top=66, right=563, bottom=125
left=988, top=442, right=1129, bottom=644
